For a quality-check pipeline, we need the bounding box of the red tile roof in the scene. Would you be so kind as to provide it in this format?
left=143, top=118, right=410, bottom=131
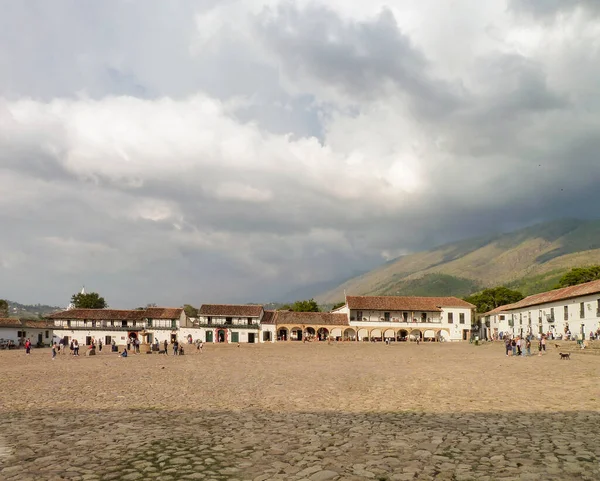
left=274, top=311, right=349, bottom=326
left=500, top=279, right=600, bottom=311
left=144, top=307, right=184, bottom=319
left=346, top=296, right=474, bottom=312
left=0, top=318, right=55, bottom=329
left=260, top=310, right=276, bottom=324
left=199, top=304, right=264, bottom=317
left=46, top=309, right=147, bottom=320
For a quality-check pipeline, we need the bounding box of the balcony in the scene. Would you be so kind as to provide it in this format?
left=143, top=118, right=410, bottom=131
left=193, top=322, right=260, bottom=330
left=56, top=325, right=144, bottom=331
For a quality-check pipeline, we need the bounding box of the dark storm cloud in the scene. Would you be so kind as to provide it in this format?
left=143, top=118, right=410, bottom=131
left=1, top=1, right=600, bottom=307
left=254, top=4, right=464, bottom=118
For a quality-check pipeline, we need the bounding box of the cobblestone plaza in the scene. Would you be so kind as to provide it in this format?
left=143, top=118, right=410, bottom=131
left=0, top=342, right=598, bottom=480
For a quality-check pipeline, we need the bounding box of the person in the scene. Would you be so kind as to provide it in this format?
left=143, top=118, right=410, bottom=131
left=121, top=348, right=128, bottom=358
left=127, top=339, right=131, bottom=352
left=525, top=338, right=531, bottom=356
left=505, top=337, right=511, bottom=356
left=98, top=339, right=103, bottom=352
left=25, top=338, right=31, bottom=355
left=74, top=339, right=80, bottom=356
left=516, top=337, right=522, bottom=356
left=541, top=335, right=546, bottom=352
left=511, top=338, right=517, bottom=356
left=135, top=338, right=140, bottom=354
left=51, top=342, right=57, bottom=360
left=164, top=339, right=168, bottom=355
left=199, top=340, right=203, bottom=353
left=538, top=338, right=543, bottom=356
left=70, top=340, right=74, bottom=355
left=173, top=340, right=179, bottom=356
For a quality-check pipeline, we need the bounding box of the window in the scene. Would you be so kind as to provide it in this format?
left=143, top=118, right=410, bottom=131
left=519, top=313, right=522, bottom=325
left=459, top=313, right=465, bottom=324
left=528, top=312, right=532, bottom=325
left=402, top=312, right=408, bottom=322
left=247, top=317, right=253, bottom=325
left=225, top=317, right=232, bottom=325
left=105, top=336, right=111, bottom=345
left=121, top=320, right=127, bottom=328
left=133, top=321, right=137, bottom=327
left=538, top=310, right=542, bottom=323
left=67, top=320, right=71, bottom=327
left=597, top=299, right=600, bottom=317
left=564, top=306, right=568, bottom=321
left=421, top=312, right=427, bottom=322
left=448, top=312, right=454, bottom=324
left=207, top=317, right=212, bottom=325
left=17, top=331, right=24, bottom=338
left=549, top=308, right=554, bottom=321
left=580, top=302, right=585, bottom=319
left=171, top=319, right=177, bottom=329
left=147, top=319, right=153, bottom=327
left=499, top=315, right=505, bottom=320
left=384, top=312, right=390, bottom=322
left=357, top=311, right=363, bottom=321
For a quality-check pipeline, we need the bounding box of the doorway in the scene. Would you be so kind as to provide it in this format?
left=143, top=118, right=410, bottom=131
left=206, top=331, right=213, bottom=343
left=263, top=331, right=272, bottom=342
left=217, top=330, right=226, bottom=343
left=248, top=333, right=255, bottom=343
left=38, top=333, right=43, bottom=345
left=85, top=336, right=92, bottom=346
left=231, top=332, right=239, bottom=343
left=462, top=330, right=469, bottom=341
left=170, top=333, right=177, bottom=343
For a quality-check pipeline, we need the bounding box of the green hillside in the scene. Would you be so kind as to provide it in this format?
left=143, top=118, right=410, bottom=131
left=316, top=219, right=600, bottom=304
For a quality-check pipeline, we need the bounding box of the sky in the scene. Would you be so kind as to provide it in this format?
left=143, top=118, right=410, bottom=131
left=1, top=0, right=600, bottom=307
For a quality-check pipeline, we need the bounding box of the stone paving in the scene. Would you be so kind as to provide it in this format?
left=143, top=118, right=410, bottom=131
left=0, top=342, right=598, bottom=480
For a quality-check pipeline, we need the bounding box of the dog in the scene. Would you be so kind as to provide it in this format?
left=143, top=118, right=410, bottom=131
left=554, top=343, right=561, bottom=349
left=559, top=352, right=570, bottom=360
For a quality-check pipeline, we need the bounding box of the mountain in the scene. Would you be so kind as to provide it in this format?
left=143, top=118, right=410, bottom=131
left=316, top=219, right=600, bottom=304
left=4, top=301, right=63, bottom=319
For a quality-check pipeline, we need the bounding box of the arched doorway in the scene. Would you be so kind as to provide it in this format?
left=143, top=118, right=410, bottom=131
left=384, top=329, right=395, bottom=341
left=305, top=327, right=316, bottom=340
left=278, top=328, right=288, bottom=341
left=330, top=328, right=342, bottom=340
left=217, top=329, right=227, bottom=343
left=438, top=330, right=450, bottom=342
left=317, top=327, right=329, bottom=341
left=290, top=327, right=302, bottom=341
left=128, top=332, right=138, bottom=341
left=398, top=329, right=408, bottom=341
left=357, top=328, right=369, bottom=341
left=424, top=329, right=435, bottom=342
left=409, top=329, right=422, bottom=341
left=371, top=329, right=382, bottom=342
left=343, top=328, right=356, bottom=341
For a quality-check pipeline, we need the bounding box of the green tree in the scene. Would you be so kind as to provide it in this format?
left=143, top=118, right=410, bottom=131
left=464, top=287, right=524, bottom=313
left=183, top=304, right=198, bottom=318
left=556, top=266, right=600, bottom=288
left=290, top=299, right=320, bottom=312
left=0, top=299, right=8, bottom=317
left=332, top=301, right=346, bottom=310
left=70, top=292, right=107, bottom=309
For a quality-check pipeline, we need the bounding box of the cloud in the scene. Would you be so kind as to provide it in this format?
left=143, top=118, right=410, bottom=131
left=1, top=1, right=600, bottom=307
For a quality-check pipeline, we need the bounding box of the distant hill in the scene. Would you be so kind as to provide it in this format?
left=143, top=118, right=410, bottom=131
left=316, top=219, right=600, bottom=304
left=5, top=301, right=63, bottom=319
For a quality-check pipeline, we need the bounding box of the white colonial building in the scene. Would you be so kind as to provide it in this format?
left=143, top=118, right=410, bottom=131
left=194, top=304, right=270, bottom=343
left=483, top=279, right=600, bottom=340
left=333, top=296, right=475, bottom=342
left=0, top=318, right=56, bottom=347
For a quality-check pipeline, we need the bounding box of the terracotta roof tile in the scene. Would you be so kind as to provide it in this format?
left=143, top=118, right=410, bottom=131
left=346, top=296, right=474, bottom=312
left=199, top=304, right=263, bottom=317
left=501, top=279, right=600, bottom=311
left=46, top=309, right=147, bottom=320
left=260, top=310, right=276, bottom=324
left=144, top=307, right=184, bottom=319
left=274, top=311, right=349, bottom=326
left=0, top=318, right=22, bottom=328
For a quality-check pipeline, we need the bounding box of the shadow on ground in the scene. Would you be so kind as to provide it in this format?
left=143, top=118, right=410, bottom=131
left=1, top=410, right=598, bottom=480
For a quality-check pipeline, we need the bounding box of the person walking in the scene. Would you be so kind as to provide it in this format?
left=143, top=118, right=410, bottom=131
left=51, top=342, right=57, bottom=360
left=541, top=335, right=546, bottom=352
left=173, top=340, right=179, bottom=356
left=98, top=339, right=103, bottom=352
left=511, top=338, right=517, bottom=356
left=516, top=337, right=522, bottom=356
left=164, top=339, right=168, bottom=355
left=525, top=338, right=531, bottom=356
left=505, top=337, right=511, bottom=356
left=25, top=338, right=31, bottom=355
left=74, top=339, right=80, bottom=356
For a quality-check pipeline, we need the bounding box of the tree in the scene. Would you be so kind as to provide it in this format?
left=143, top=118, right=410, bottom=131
left=183, top=304, right=198, bottom=318
left=556, top=266, right=600, bottom=288
left=70, top=292, right=107, bottom=309
left=464, top=287, right=524, bottom=313
left=332, top=301, right=346, bottom=310
left=290, top=299, right=320, bottom=312
left=0, top=299, right=8, bottom=317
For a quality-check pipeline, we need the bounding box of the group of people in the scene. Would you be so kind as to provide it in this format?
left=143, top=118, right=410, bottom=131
left=504, top=335, right=546, bottom=357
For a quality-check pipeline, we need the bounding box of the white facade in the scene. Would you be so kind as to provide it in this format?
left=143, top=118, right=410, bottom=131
left=489, top=294, right=600, bottom=340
